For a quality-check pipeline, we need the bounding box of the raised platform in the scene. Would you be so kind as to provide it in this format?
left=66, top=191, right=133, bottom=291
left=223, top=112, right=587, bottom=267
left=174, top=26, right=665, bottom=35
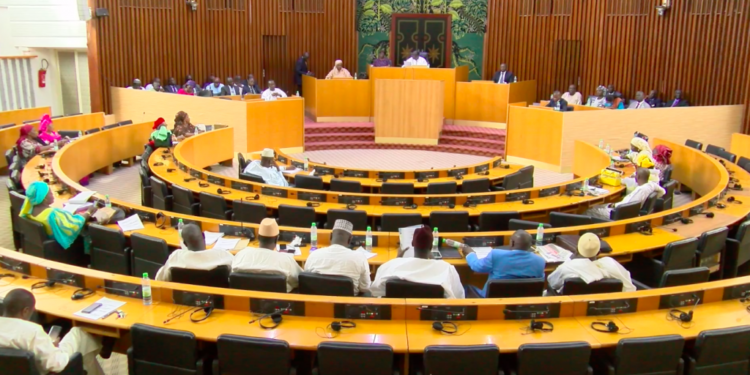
left=304, top=122, right=506, bottom=158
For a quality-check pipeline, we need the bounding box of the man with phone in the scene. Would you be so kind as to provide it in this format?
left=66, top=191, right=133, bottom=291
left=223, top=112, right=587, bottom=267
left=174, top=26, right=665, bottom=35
left=0, top=288, right=105, bottom=374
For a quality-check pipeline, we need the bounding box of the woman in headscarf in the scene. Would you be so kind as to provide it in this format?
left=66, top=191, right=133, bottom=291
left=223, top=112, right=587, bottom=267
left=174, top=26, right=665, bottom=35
left=20, top=181, right=95, bottom=249
left=177, top=83, right=195, bottom=96
left=653, top=144, right=672, bottom=172
left=6, top=125, right=61, bottom=192
left=623, top=137, right=660, bottom=191
left=149, top=117, right=173, bottom=149
left=586, top=86, right=607, bottom=108
left=325, top=60, right=352, bottom=79
left=38, top=114, right=65, bottom=145
left=172, top=111, right=196, bottom=139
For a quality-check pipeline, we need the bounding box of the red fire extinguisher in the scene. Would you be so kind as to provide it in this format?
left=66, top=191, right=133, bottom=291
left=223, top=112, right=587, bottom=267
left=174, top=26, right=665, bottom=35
left=38, top=59, right=49, bottom=88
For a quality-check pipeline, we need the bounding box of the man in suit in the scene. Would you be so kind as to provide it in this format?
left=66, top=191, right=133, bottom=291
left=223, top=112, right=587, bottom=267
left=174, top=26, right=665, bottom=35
left=295, top=52, right=312, bottom=96
left=221, top=77, right=240, bottom=96
left=646, top=90, right=663, bottom=108
left=628, top=91, right=651, bottom=109
left=547, top=90, right=568, bottom=111
left=492, top=63, right=516, bottom=84
left=666, top=89, right=690, bottom=107
left=164, top=77, right=180, bottom=93
left=244, top=75, right=261, bottom=95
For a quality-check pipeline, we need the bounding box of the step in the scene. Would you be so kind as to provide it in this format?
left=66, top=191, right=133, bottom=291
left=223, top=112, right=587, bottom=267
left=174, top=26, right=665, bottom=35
left=305, top=132, right=375, bottom=142
left=304, top=140, right=504, bottom=158
left=442, top=125, right=506, bottom=141
left=304, top=123, right=374, bottom=134
left=439, top=135, right=506, bottom=150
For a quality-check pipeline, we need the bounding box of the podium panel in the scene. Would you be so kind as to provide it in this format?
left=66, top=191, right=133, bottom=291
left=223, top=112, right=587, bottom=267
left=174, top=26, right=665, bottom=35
left=374, top=79, right=444, bottom=145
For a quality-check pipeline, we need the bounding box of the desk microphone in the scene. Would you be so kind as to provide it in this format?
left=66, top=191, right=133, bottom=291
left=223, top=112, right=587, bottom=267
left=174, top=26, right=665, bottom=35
left=97, top=285, right=140, bottom=297
left=417, top=306, right=466, bottom=315
left=588, top=302, right=631, bottom=314
left=503, top=308, right=551, bottom=316
left=379, top=198, right=408, bottom=206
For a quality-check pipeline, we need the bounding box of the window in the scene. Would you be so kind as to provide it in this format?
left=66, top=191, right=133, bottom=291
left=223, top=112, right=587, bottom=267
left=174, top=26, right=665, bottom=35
left=606, top=0, right=649, bottom=16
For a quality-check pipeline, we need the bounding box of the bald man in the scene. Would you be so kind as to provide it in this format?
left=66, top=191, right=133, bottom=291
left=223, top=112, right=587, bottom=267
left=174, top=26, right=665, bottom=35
left=402, top=50, right=429, bottom=67
left=261, top=80, right=287, bottom=101
left=155, top=223, right=234, bottom=281
left=492, top=63, right=516, bottom=84
left=585, top=168, right=665, bottom=220
left=628, top=91, right=652, bottom=109
left=325, top=60, right=352, bottom=79
left=128, top=79, right=144, bottom=90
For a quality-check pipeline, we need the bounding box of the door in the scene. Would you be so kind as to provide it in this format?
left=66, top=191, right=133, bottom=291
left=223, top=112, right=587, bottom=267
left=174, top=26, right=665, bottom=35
left=262, top=36, right=289, bottom=93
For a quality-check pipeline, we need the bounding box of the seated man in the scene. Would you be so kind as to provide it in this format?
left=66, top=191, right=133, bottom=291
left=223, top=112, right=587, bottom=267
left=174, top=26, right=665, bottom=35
left=232, top=218, right=303, bottom=292
left=546, top=90, right=568, bottom=111
left=492, top=63, right=516, bottom=84
left=402, top=50, right=429, bottom=67
left=585, top=168, right=665, bottom=220
left=208, top=77, right=225, bottom=96
left=645, top=89, right=663, bottom=108
left=145, top=78, right=162, bottom=92
left=666, top=89, right=690, bottom=107
left=155, top=223, right=234, bottom=281
left=547, top=233, right=635, bottom=294
left=461, top=230, right=545, bottom=297
left=127, top=78, right=144, bottom=90
left=304, top=220, right=371, bottom=296
left=261, top=80, right=287, bottom=101
left=628, top=91, right=652, bottom=109
left=0, top=289, right=104, bottom=375
left=242, top=148, right=289, bottom=187
left=371, top=226, right=464, bottom=299
left=325, top=60, right=352, bottom=79
left=561, top=84, right=582, bottom=105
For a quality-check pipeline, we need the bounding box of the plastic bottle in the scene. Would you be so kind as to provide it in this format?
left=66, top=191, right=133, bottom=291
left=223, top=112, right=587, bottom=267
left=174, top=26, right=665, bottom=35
left=432, top=228, right=439, bottom=252
left=354, top=73, right=358, bottom=80
left=443, top=239, right=463, bottom=248
left=536, top=224, right=545, bottom=246
left=582, top=178, right=589, bottom=193
left=365, top=226, right=372, bottom=252
left=104, top=194, right=111, bottom=208
left=77, top=131, right=83, bottom=138
left=605, top=144, right=611, bottom=155
left=310, top=223, right=318, bottom=249
left=296, top=90, right=300, bottom=97
left=598, top=139, right=604, bottom=149
left=177, top=218, right=184, bottom=238
left=141, top=273, right=152, bottom=306
left=304, top=157, right=309, bottom=171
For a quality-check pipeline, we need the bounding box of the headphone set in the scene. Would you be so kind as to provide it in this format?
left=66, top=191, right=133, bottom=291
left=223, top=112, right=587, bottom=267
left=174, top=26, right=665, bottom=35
left=590, top=320, right=629, bottom=333
left=249, top=312, right=283, bottom=330
left=167, top=168, right=176, bottom=173
left=454, top=174, right=464, bottom=181
left=316, top=320, right=357, bottom=338
left=528, top=319, right=554, bottom=332
left=344, top=203, right=357, bottom=210
left=522, top=199, right=534, bottom=205
left=738, top=291, right=750, bottom=313
left=306, top=202, right=320, bottom=207
left=156, top=212, right=167, bottom=229
left=30, top=278, right=72, bottom=290
left=243, top=194, right=260, bottom=201
left=637, top=224, right=654, bottom=235
left=184, top=177, right=196, bottom=182
left=71, top=288, right=95, bottom=300
left=164, top=304, right=215, bottom=324
left=417, top=177, right=429, bottom=183
left=727, top=196, right=743, bottom=204
left=432, top=321, right=459, bottom=334
left=477, top=170, right=490, bottom=176
left=216, top=188, right=231, bottom=195
left=666, top=298, right=700, bottom=326
left=153, top=162, right=164, bottom=166
left=403, top=204, right=419, bottom=210
left=375, top=178, right=388, bottom=183
left=463, top=199, right=477, bottom=208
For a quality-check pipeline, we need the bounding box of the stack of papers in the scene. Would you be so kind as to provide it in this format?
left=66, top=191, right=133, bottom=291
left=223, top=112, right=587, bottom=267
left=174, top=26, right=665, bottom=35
left=117, top=215, right=144, bottom=232
left=355, top=247, right=378, bottom=259
left=282, top=168, right=302, bottom=175
left=536, top=244, right=573, bottom=263
left=398, top=225, right=422, bottom=251
left=68, top=191, right=96, bottom=205
left=204, top=231, right=225, bottom=246
left=213, top=238, right=241, bottom=251
left=62, top=202, right=93, bottom=214
left=471, top=247, right=494, bottom=259
left=73, top=297, right=126, bottom=320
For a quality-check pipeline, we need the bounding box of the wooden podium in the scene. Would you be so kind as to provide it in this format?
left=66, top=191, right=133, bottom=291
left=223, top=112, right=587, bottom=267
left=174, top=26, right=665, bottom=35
left=373, top=79, right=444, bottom=145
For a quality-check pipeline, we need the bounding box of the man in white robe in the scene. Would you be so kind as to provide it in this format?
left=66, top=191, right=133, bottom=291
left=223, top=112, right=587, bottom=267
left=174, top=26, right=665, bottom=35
left=402, top=50, right=429, bottom=67
left=155, top=224, right=234, bottom=281
left=586, top=168, right=665, bottom=220
left=242, top=148, right=289, bottom=187
left=261, top=80, right=288, bottom=101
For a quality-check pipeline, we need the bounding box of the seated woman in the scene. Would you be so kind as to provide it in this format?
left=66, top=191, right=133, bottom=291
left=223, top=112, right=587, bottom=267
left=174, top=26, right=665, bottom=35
left=653, top=144, right=672, bottom=174
left=172, top=111, right=197, bottom=140
left=38, top=114, right=65, bottom=146
left=7, top=124, right=62, bottom=192
left=150, top=117, right=173, bottom=148
left=20, top=181, right=96, bottom=249
left=603, top=94, right=624, bottom=109
left=623, top=137, right=660, bottom=191
left=586, top=86, right=607, bottom=108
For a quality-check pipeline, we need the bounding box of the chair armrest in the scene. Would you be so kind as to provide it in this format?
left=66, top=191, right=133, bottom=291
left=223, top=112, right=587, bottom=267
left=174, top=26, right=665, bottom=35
left=55, top=352, right=84, bottom=375
left=632, top=279, right=651, bottom=290
left=491, top=186, right=505, bottom=191
left=677, top=358, right=684, bottom=374
left=212, top=359, right=220, bottom=375
left=724, top=238, right=741, bottom=279
left=224, top=210, right=234, bottom=220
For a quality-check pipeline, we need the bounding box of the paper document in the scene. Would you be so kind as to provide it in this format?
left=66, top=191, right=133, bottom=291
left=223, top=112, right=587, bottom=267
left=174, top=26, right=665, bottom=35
left=355, top=247, right=378, bottom=260
left=117, top=215, right=144, bottom=232
left=68, top=191, right=96, bottom=205
left=73, top=297, right=126, bottom=320
left=213, top=238, right=240, bottom=251
left=276, top=244, right=302, bottom=256
left=398, top=225, right=422, bottom=251
left=536, top=244, right=573, bottom=263
left=282, top=168, right=302, bottom=175
left=204, top=231, right=225, bottom=246
left=472, top=247, right=494, bottom=259
left=62, top=202, right=93, bottom=214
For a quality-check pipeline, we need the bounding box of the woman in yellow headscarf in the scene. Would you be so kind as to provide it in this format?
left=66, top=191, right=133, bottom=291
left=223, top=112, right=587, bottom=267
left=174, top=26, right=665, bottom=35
left=623, top=137, right=660, bottom=192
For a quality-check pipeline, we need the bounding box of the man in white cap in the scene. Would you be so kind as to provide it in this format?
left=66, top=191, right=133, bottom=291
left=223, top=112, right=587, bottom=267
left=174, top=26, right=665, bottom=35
left=325, top=60, right=352, bottom=79
left=261, top=80, right=287, bottom=101
left=127, top=78, right=144, bottom=90
left=232, top=218, right=303, bottom=292
left=546, top=233, right=635, bottom=294
left=242, top=148, right=289, bottom=187
left=304, top=219, right=371, bottom=295
left=155, top=224, right=234, bottom=281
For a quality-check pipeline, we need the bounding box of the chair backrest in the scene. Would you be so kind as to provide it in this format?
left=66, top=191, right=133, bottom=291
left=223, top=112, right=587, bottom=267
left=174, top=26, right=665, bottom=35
left=231, top=200, right=267, bottom=224
left=424, top=345, right=499, bottom=375
left=239, top=172, right=265, bottom=184
left=216, top=335, right=291, bottom=375
left=295, top=174, right=324, bottom=190
left=380, top=182, right=414, bottom=195
left=18, top=217, right=86, bottom=266
left=130, top=233, right=170, bottom=278
left=380, top=213, right=423, bottom=232
left=660, top=165, right=673, bottom=184
left=738, top=156, right=750, bottom=172
left=517, top=165, right=535, bottom=188
left=317, top=342, right=394, bottom=375
left=0, top=348, right=40, bottom=375
left=102, top=123, right=120, bottom=130
left=229, top=272, right=287, bottom=293
left=278, top=204, right=316, bottom=228
left=119, top=119, right=133, bottom=126
left=298, top=272, right=354, bottom=296
left=696, top=227, right=729, bottom=264
left=662, top=238, right=698, bottom=271
left=89, top=224, right=130, bottom=275
left=385, top=279, right=444, bottom=298
left=199, top=192, right=232, bottom=220
left=720, top=149, right=738, bottom=163
left=655, top=180, right=677, bottom=212
left=685, top=139, right=703, bottom=150
left=129, top=323, right=200, bottom=374
left=330, top=179, right=362, bottom=193
left=640, top=191, right=659, bottom=216
left=610, top=201, right=641, bottom=220
left=171, top=266, right=230, bottom=288
left=486, top=278, right=545, bottom=298
left=237, top=153, right=248, bottom=171
left=58, top=130, right=80, bottom=139
left=704, top=144, right=724, bottom=156
left=149, top=176, right=173, bottom=211
left=427, top=181, right=457, bottom=195
left=517, top=342, right=591, bottom=375
left=734, top=221, right=750, bottom=267
left=462, top=178, right=490, bottom=193
left=508, top=219, right=551, bottom=231
left=9, top=191, right=25, bottom=226
left=325, top=209, right=368, bottom=231
left=549, top=212, right=592, bottom=228
left=429, top=211, right=470, bottom=233
left=690, top=326, right=750, bottom=374
left=0, top=123, right=15, bottom=129
left=477, top=211, right=521, bottom=232
left=614, top=335, right=685, bottom=375
left=84, top=127, right=100, bottom=135
left=17, top=216, right=53, bottom=258
left=561, top=278, right=623, bottom=295
left=173, top=185, right=200, bottom=216
left=659, top=267, right=710, bottom=288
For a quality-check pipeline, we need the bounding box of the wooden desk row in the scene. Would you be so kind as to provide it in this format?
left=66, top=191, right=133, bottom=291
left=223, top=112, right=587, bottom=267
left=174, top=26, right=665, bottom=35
left=0, top=106, right=50, bottom=126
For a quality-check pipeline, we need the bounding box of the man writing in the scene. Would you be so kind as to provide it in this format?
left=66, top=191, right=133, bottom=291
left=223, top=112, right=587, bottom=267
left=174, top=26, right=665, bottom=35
left=304, top=220, right=371, bottom=296
left=547, top=91, right=568, bottom=111
left=243, top=148, right=289, bottom=187
left=628, top=91, right=651, bottom=109
left=261, top=80, right=287, bottom=101
left=460, top=230, right=545, bottom=297
left=586, top=168, right=665, bottom=220
left=155, top=223, right=234, bottom=281
left=295, top=52, right=313, bottom=95
left=325, top=60, right=352, bottom=79
left=402, top=50, right=429, bottom=67
left=492, top=63, right=516, bottom=84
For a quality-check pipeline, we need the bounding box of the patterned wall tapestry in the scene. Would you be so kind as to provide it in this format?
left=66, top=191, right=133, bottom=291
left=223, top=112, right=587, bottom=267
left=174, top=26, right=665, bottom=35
left=356, top=0, right=487, bottom=80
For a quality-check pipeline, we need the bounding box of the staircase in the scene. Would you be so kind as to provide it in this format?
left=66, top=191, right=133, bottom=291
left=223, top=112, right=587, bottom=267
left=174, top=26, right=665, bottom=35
left=304, top=122, right=505, bottom=157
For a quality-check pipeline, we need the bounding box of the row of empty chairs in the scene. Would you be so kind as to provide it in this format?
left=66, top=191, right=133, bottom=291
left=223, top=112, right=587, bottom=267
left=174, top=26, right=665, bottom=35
left=686, top=138, right=750, bottom=172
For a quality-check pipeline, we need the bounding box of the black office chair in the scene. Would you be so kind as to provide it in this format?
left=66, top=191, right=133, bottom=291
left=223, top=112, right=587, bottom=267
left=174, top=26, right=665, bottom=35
left=240, top=172, right=266, bottom=184
left=695, top=227, right=728, bottom=271
left=595, top=335, right=684, bottom=375
left=430, top=211, right=471, bottom=233
left=150, top=176, right=173, bottom=211
left=627, top=238, right=699, bottom=288
left=102, top=123, right=120, bottom=130
left=214, top=335, right=291, bottom=375
left=295, top=174, right=324, bottom=190
left=199, top=192, right=233, bottom=220
left=508, top=219, right=551, bottom=231
left=171, top=266, right=230, bottom=288
left=640, top=191, right=659, bottom=216
left=118, top=119, right=133, bottom=126
left=232, top=200, right=267, bottom=224
left=0, top=123, right=15, bottom=129
left=139, top=166, right=153, bottom=207
left=324, top=209, right=368, bottom=231
left=685, top=326, right=750, bottom=375
left=738, top=156, right=750, bottom=172
left=128, top=324, right=205, bottom=375
left=379, top=213, right=423, bottom=232
left=385, top=279, right=444, bottom=298
left=58, top=130, right=80, bottom=139
left=723, top=221, right=750, bottom=279
left=22, top=120, right=37, bottom=124
left=549, top=212, right=592, bottom=228
left=517, top=165, right=535, bottom=189
left=173, top=185, right=201, bottom=216
left=555, top=278, right=622, bottom=295
left=424, top=345, right=499, bottom=375
left=298, top=272, right=354, bottom=296
left=717, top=149, right=737, bottom=163
left=462, top=178, right=490, bottom=193
left=513, top=342, right=592, bottom=375
left=130, top=233, right=169, bottom=278
left=486, top=278, right=545, bottom=298
left=660, top=165, right=673, bottom=186
left=18, top=217, right=87, bottom=266
left=685, top=139, right=703, bottom=151
left=0, top=348, right=84, bottom=375
left=704, top=144, right=724, bottom=157
left=237, top=153, right=248, bottom=171
left=229, top=272, right=287, bottom=293
left=66, top=112, right=83, bottom=116
left=89, top=224, right=131, bottom=275
left=475, top=211, right=521, bottom=232
left=84, top=127, right=100, bottom=135
left=427, top=181, right=457, bottom=195
left=278, top=204, right=317, bottom=228
left=634, top=267, right=710, bottom=290
left=381, top=183, right=414, bottom=195
left=654, top=180, right=677, bottom=213
left=316, top=342, right=396, bottom=375
left=330, top=179, right=362, bottom=193
left=610, top=201, right=641, bottom=220
left=9, top=190, right=25, bottom=250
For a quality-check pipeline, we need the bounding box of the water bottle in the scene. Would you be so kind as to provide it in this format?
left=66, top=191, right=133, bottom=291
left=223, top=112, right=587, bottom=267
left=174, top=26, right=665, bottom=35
left=53, top=142, right=59, bottom=152
left=104, top=194, right=111, bottom=208
left=432, top=228, right=439, bottom=252
left=443, top=239, right=463, bottom=248
left=536, top=224, right=545, bottom=246
left=365, top=226, right=372, bottom=252
left=296, top=90, right=300, bottom=97
left=177, top=218, right=184, bottom=237
left=77, top=131, right=83, bottom=138
left=310, top=223, right=318, bottom=249
left=598, top=139, right=604, bottom=149
left=354, top=73, right=358, bottom=80
left=141, top=273, right=152, bottom=306
left=583, top=178, right=589, bottom=193
left=304, top=157, right=309, bottom=171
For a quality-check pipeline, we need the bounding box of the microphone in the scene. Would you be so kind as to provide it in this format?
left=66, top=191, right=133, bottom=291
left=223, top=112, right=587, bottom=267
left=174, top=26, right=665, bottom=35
left=0, top=259, right=25, bottom=273
left=417, top=306, right=466, bottom=315
left=503, top=308, right=551, bottom=316
left=588, top=302, right=631, bottom=315
left=97, top=285, right=140, bottom=297
left=379, top=198, right=408, bottom=206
